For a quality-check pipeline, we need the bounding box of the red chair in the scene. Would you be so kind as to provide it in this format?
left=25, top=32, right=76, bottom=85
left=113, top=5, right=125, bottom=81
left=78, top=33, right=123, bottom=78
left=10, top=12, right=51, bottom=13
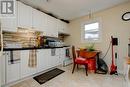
left=72, top=46, right=88, bottom=76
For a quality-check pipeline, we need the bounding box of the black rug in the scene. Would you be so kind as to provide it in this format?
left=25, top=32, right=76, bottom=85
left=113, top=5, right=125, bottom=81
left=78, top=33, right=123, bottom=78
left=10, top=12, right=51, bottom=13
left=33, top=68, right=65, bottom=84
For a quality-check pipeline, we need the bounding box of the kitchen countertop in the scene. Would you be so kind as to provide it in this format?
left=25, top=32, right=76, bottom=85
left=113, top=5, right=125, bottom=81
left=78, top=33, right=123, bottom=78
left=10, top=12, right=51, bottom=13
left=3, top=46, right=70, bottom=51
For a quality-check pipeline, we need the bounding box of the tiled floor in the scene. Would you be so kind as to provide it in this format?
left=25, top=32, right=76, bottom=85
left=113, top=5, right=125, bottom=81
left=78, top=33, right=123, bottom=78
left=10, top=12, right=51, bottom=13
left=11, top=65, right=126, bottom=87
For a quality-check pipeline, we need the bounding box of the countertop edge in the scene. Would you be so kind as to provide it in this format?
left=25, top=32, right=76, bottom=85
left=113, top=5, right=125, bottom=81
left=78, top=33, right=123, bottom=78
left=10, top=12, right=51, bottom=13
left=3, top=46, right=70, bottom=51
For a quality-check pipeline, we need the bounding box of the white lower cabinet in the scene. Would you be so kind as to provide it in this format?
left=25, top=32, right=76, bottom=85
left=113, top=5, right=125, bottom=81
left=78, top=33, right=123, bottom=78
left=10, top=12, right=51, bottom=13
left=6, top=62, right=21, bottom=83
left=1, top=48, right=65, bottom=85
left=4, top=52, right=20, bottom=84
left=51, top=55, right=58, bottom=67
left=1, top=52, right=6, bottom=86
left=20, top=50, right=37, bottom=78
left=20, top=49, right=62, bottom=79
left=55, top=49, right=61, bottom=66
left=37, top=48, right=63, bottom=73
left=59, top=48, right=65, bottom=65
left=37, top=49, right=51, bottom=73
left=37, top=49, right=63, bottom=73
left=50, top=48, right=64, bottom=67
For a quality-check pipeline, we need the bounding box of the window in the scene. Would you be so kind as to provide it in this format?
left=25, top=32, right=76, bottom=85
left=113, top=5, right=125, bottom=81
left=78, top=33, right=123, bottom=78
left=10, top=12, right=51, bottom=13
left=81, top=18, right=102, bottom=43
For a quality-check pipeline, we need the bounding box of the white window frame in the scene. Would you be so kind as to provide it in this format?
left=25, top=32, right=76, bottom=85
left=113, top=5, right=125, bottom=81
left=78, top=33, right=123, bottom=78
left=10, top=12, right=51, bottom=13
left=81, top=18, right=102, bottom=43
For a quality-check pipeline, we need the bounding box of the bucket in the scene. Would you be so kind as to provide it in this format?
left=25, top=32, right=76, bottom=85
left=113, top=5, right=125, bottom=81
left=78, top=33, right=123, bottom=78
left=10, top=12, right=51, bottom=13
left=87, top=58, right=96, bottom=73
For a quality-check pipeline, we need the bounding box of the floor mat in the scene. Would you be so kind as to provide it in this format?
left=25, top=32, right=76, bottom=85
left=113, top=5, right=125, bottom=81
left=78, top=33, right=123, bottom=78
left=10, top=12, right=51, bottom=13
left=33, top=68, right=65, bottom=84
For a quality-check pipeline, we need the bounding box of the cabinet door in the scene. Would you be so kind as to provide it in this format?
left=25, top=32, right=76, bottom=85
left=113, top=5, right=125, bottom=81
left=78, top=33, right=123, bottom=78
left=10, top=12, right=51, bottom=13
left=57, top=20, right=64, bottom=33
left=1, top=2, right=17, bottom=32
left=45, top=16, right=58, bottom=37
left=42, top=13, right=48, bottom=26
left=21, top=50, right=36, bottom=78
left=50, top=49, right=60, bottom=67
left=5, top=52, right=21, bottom=83
left=46, top=15, right=53, bottom=36
left=32, top=9, right=43, bottom=31
left=1, top=18, right=17, bottom=32
left=1, top=52, right=6, bottom=85
left=55, top=49, right=61, bottom=66
left=51, top=18, right=58, bottom=37
left=59, top=48, right=66, bottom=65
left=17, top=1, right=32, bottom=29
left=37, top=49, right=51, bottom=73
left=46, top=49, right=53, bottom=69
left=57, top=20, right=69, bottom=34
left=63, top=23, right=69, bottom=34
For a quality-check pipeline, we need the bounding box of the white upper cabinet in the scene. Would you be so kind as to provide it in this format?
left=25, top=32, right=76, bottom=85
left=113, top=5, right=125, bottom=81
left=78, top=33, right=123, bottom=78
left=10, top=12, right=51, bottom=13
left=1, top=1, right=17, bottom=32
left=63, top=22, right=69, bottom=34
left=57, top=20, right=63, bottom=33
left=1, top=1, right=70, bottom=35
left=17, top=1, right=69, bottom=36
left=17, top=1, right=32, bottom=29
left=30, top=5, right=58, bottom=37
left=45, top=15, right=58, bottom=37
left=57, top=20, right=69, bottom=34
left=1, top=18, right=17, bottom=32
left=49, top=17, right=58, bottom=37
left=32, top=9, right=43, bottom=31
left=42, top=13, right=48, bottom=27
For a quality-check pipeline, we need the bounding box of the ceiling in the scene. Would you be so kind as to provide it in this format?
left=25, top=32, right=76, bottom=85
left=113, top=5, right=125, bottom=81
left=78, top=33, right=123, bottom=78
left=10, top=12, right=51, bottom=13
left=19, top=0, right=129, bottom=20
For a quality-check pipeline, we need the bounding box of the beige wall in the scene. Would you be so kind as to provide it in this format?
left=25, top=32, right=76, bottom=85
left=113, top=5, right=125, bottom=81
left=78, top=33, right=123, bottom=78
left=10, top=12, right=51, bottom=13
left=65, top=1, right=130, bottom=73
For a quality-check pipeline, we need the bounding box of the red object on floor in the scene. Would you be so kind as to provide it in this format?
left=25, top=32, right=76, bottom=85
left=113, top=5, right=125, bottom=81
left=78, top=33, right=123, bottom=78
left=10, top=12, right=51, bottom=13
left=87, top=58, right=96, bottom=72
left=77, top=50, right=97, bottom=73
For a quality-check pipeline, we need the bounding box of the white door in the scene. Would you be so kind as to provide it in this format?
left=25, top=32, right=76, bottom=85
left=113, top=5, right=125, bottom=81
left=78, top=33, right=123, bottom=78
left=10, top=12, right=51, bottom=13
left=37, top=49, right=51, bottom=73
left=32, top=9, right=43, bottom=31
left=0, top=52, right=4, bottom=87
left=63, top=23, right=69, bottom=34
left=51, top=18, right=58, bottom=37
left=60, top=48, right=66, bottom=65
left=0, top=53, right=6, bottom=86
left=1, top=18, right=17, bottom=32
left=46, top=49, right=52, bottom=69
left=17, top=1, right=32, bottom=29
left=42, top=13, right=48, bottom=26
left=0, top=55, right=1, bottom=87
left=55, top=49, right=61, bottom=66
left=57, top=20, right=64, bottom=33
left=6, top=52, right=21, bottom=83
left=50, top=49, right=60, bottom=67
left=58, top=48, right=64, bottom=65
left=1, top=2, right=17, bottom=32
left=21, top=50, right=36, bottom=78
